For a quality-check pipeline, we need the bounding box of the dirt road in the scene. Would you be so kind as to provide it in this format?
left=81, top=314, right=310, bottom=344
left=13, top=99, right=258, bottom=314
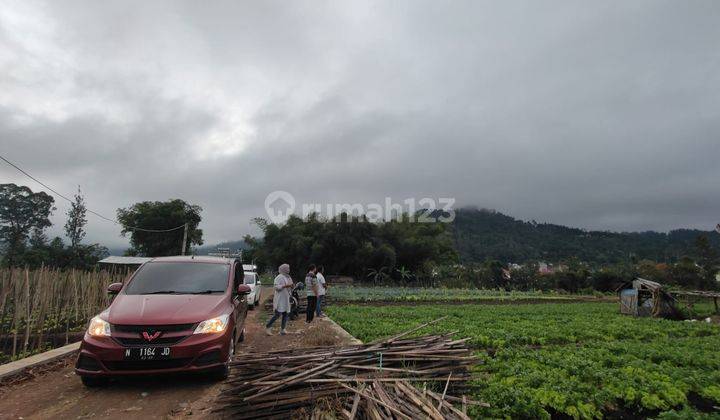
left=0, top=288, right=354, bottom=419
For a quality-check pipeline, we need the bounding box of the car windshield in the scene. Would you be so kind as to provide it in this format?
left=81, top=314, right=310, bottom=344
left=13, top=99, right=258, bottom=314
left=244, top=274, right=255, bottom=285
left=125, top=262, right=229, bottom=295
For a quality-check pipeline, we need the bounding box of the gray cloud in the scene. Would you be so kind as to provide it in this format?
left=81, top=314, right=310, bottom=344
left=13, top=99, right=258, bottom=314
left=1, top=0, right=719, bottom=249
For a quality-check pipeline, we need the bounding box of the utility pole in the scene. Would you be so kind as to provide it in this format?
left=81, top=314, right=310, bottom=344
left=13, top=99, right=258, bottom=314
left=181, top=223, right=188, bottom=255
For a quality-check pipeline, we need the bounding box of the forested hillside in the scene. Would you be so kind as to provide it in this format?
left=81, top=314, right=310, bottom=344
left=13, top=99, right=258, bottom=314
left=452, top=208, right=720, bottom=265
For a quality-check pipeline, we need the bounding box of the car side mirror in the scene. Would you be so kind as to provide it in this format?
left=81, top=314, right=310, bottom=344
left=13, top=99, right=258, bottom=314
left=107, top=282, right=123, bottom=295
left=237, top=284, right=251, bottom=295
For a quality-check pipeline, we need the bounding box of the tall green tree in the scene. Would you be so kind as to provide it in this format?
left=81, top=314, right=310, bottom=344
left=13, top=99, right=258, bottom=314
left=64, top=187, right=87, bottom=261
left=671, top=256, right=704, bottom=289
left=117, top=199, right=203, bottom=256
left=694, top=235, right=719, bottom=289
left=0, top=184, right=55, bottom=267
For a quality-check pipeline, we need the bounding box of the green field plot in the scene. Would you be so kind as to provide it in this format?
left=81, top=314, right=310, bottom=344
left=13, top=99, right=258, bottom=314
left=326, top=303, right=720, bottom=419
left=327, top=286, right=606, bottom=303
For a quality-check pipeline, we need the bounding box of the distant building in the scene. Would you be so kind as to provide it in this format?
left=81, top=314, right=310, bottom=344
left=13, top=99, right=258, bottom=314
left=537, top=262, right=568, bottom=275
left=98, top=256, right=152, bottom=266
left=538, top=262, right=552, bottom=275
left=98, top=256, right=152, bottom=274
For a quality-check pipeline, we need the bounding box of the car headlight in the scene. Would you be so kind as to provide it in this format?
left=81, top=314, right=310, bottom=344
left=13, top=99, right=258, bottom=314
left=193, top=314, right=230, bottom=334
left=88, top=316, right=111, bottom=337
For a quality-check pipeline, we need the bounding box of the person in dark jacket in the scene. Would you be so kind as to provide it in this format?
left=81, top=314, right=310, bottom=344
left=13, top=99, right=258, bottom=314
left=304, top=264, right=318, bottom=322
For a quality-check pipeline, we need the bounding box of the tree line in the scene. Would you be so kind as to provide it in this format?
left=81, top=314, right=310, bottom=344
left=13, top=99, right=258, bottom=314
left=2, top=181, right=716, bottom=292
left=244, top=213, right=458, bottom=281
left=245, top=210, right=719, bottom=291
left=0, top=183, right=106, bottom=269
left=436, top=253, right=718, bottom=292
left=0, top=183, right=204, bottom=268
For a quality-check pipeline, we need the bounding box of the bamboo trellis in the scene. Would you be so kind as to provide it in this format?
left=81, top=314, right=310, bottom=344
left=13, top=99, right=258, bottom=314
left=0, top=267, right=125, bottom=362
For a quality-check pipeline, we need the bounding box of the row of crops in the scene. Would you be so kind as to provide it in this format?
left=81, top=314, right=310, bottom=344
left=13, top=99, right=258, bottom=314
left=326, top=302, right=720, bottom=419
left=327, top=285, right=609, bottom=303
left=0, top=268, right=125, bottom=363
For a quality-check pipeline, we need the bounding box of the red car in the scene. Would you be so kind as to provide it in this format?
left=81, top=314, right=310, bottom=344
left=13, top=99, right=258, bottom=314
left=75, top=256, right=251, bottom=387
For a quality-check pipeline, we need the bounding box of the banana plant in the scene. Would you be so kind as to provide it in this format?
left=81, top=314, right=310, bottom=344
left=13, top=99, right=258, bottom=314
left=366, top=267, right=390, bottom=285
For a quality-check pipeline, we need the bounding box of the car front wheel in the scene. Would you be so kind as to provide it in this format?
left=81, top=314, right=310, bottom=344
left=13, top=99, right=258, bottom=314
left=210, top=333, right=235, bottom=381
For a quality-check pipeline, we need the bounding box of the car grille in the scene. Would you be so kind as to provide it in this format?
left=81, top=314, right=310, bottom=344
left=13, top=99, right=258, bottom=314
left=112, top=323, right=196, bottom=333
left=111, top=323, right=196, bottom=347
left=114, top=336, right=187, bottom=346
left=103, top=358, right=193, bottom=371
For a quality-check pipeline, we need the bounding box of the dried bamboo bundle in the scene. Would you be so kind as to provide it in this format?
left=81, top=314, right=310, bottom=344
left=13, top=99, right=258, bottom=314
left=336, top=379, right=488, bottom=420
left=215, top=322, right=486, bottom=419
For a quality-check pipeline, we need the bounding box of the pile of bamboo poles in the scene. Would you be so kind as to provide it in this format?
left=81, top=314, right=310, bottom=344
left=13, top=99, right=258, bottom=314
left=337, top=379, right=488, bottom=420
left=216, top=319, right=485, bottom=419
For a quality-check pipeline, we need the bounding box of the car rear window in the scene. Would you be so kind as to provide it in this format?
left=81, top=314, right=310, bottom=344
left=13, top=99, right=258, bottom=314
left=244, top=274, right=256, bottom=285
left=125, top=262, right=230, bottom=295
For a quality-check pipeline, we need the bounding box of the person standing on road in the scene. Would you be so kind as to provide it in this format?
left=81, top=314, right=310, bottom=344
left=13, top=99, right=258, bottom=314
left=266, top=263, right=293, bottom=335
left=315, top=265, right=327, bottom=318
left=305, top=264, right=319, bottom=323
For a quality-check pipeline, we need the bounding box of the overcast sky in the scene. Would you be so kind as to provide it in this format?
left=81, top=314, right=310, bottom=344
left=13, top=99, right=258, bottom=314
left=1, top=0, right=719, bottom=249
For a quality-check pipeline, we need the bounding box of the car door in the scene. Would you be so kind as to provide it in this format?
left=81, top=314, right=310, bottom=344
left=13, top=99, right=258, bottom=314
left=232, top=262, right=249, bottom=341
left=243, top=272, right=255, bottom=300
left=253, top=273, right=260, bottom=303
left=246, top=272, right=259, bottom=303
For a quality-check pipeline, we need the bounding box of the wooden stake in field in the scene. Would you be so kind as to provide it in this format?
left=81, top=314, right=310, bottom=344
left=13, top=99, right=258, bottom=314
left=0, top=267, right=124, bottom=359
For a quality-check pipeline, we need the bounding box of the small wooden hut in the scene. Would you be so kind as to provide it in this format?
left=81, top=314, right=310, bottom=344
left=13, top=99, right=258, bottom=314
left=619, top=278, right=679, bottom=318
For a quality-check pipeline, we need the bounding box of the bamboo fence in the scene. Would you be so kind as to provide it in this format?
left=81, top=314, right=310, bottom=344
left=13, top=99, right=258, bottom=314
left=0, top=267, right=126, bottom=362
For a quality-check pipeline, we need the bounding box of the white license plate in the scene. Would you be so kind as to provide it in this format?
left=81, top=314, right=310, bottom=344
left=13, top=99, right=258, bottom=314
left=124, top=347, right=171, bottom=360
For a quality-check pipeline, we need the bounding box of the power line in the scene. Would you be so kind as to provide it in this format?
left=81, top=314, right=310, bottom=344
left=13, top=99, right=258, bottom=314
left=0, top=154, right=187, bottom=233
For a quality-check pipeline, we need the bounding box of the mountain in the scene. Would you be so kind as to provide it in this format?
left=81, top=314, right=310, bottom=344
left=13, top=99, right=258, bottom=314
left=186, top=209, right=717, bottom=265
left=451, top=208, right=719, bottom=265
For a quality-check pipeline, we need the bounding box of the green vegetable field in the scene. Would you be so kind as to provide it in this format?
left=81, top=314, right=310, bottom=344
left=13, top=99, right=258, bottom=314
left=326, top=303, right=720, bottom=419
left=327, top=286, right=609, bottom=303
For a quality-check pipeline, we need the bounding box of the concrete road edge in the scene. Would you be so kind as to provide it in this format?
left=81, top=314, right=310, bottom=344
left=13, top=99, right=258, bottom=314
left=323, top=317, right=363, bottom=345
left=0, top=341, right=80, bottom=381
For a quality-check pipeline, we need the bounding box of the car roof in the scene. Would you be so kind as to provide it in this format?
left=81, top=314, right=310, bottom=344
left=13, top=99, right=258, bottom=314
left=148, top=255, right=235, bottom=264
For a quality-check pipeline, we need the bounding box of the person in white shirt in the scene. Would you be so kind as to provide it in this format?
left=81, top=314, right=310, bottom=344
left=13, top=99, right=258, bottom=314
left=315, top=265, right=327, bottom=318
left=265, top=263, right=293, bottom=335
